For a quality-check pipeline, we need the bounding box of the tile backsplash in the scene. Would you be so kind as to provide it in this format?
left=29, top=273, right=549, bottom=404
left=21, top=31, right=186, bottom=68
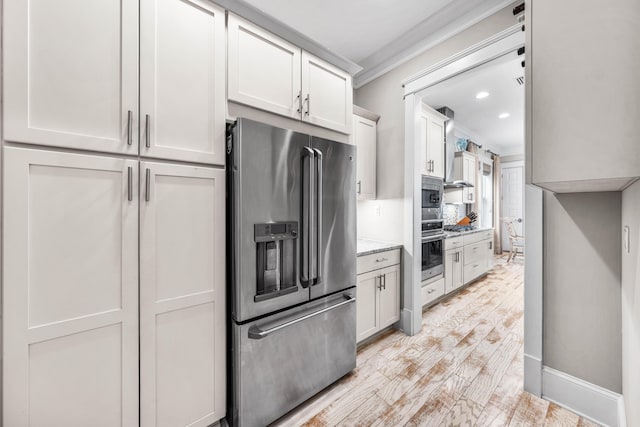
left=443, top=204, right=465, bottom=225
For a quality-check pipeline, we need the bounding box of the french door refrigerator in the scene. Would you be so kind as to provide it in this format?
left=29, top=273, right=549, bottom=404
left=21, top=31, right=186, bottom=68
left=228, top=118, right=357, bottom=427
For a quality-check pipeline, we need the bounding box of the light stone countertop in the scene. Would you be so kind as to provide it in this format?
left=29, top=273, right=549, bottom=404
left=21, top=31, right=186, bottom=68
left=443, top=227, right=494, bottom=239
left=356, top=239, right=403, bottom=257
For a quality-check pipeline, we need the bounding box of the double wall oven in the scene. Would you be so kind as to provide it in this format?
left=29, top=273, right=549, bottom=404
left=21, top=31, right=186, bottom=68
left=421, top=176, right=444, bottom=281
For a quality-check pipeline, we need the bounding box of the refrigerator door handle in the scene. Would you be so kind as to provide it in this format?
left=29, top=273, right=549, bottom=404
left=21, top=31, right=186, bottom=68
left=247, top=295, right=355, bottom=339
left=301, top=147, right=315, bottom=287
left=312, top=148, right=323, bottom=285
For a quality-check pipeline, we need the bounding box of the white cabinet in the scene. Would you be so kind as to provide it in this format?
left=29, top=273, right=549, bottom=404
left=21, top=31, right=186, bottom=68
left=419, top=105, right=446, bottom=178
left=354, top=113, right=377, bottom=200
left=3, top=0, right=139, bottom=155
left=454, top=151, right=476, bottom=203
left=140, top=162, right=225, bottom=427
left=4, top=0, right=226, bottom=165
left=422, top=277, right=445, bottom=307
left=227, top=13, right=302, bottom=120
left=301, top=51, right=353, bottom=133
left=356, top=249, right=401, bottom=343
left=227, top=14, right=353, bottom=134
left=526, top=0, right=640, bottom=192
left=444, top=249, right=464, bottom=293
left=3, top=148, right=139, bottom=426
left=140, top=0, right=226, bottom=165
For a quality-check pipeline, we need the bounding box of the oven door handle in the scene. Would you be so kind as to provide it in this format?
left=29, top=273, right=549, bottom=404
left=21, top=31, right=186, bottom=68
left=248, top=295, right=355, bottom=339
left=421, top=233, right=445, bottom=242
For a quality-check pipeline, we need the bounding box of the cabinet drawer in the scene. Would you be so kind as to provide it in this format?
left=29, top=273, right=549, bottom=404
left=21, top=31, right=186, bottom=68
left=421, top=277, right=445, bottom=307
left=464, top=262, right=485, bottom=284
left=462, top=230, right=493, bottom=246
left=463, top=242, right=485, bottom=266
left=357, top=249, right=401, bottom=274
left=444, top=236, right=463, bottom=251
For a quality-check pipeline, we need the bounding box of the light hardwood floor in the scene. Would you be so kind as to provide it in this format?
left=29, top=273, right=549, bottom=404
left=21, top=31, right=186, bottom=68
left=271, top=256, right=599, bottom=427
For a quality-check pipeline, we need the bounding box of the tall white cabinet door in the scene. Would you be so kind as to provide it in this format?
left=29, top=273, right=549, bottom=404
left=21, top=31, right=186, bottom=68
left=227, top=14, right=302, bottom=120
left=3, top=147, right=139, bottom=427
left=140, top=162, right=226, bottom=427
left=354, top=114, right=377, bottom=200
left=356, top=271, right=380, bottom=343
left=427, top=117, right=445, bottom=179
left=379, top=266, right=401, bottom=328
left=140, top=0, right=225, bottom=165
left=301, top=51, right=353, bottom=134
left=3, top=0, right=139, bottom=154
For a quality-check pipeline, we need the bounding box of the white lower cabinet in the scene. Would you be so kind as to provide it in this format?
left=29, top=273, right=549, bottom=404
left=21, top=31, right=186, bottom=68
left=444, top=249, right=464, bottom=293
left=3, top=147, right=140, bottom=426
left=2, top=148, right=226, bottom=426
left=356, top=249, right=401, bottom=343
left=139, top=162, right=225, bottom=426
left=421, top=277, right=445, bottom=307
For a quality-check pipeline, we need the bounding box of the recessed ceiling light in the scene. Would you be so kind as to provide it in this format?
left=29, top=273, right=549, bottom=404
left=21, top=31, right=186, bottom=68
left=499, top=113, right=510, bottom=119
left=476, top=91, right=490, bottom=99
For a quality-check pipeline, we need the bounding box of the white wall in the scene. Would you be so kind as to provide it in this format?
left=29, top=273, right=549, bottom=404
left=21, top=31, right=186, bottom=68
left=621, top=180, right=640, bottom=426
left=354, top=2, right=519, bottom=243
left=543, top=191, right=622, bottom=393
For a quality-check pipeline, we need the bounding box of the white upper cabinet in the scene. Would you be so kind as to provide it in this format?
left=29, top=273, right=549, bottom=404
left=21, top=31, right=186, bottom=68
left=140, top=162, right=225, bottom=427
left=526, top=0, right=640, bottom=192
left=454, top=151, right=476, bottom=204
left=227, top=14, right=353, bottom=134
left=354, top=113, right=377, bottom=200
left=3, top=0, right=139, bottom=154
left=140, top=0, right=226, bottom=165
left=227, top=14, right=302, bottom=120
left=3, top=148, right=139, bottom=426
left=419, top=105, right=446, bottom=179
left=301, top=52, right=353, bottom=134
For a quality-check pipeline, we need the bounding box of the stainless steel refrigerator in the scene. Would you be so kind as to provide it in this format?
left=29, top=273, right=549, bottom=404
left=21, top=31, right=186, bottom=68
left=227, top=118, right=357, bottom=427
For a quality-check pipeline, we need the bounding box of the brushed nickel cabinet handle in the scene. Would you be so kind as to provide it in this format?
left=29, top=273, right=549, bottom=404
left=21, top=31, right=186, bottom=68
left=126, top=110, right=133, bottom=145
left=127, top=166, right=133, bottom=201
left=357, top=180, right=362, bottom=194
left=375, top=257, right=388, bottom=263
left=145, top=114, right=151, bottom=148
left=145, top=168, right=151, bottom=202
left=427, top=288, right=435, bottom=294
left=296, top=92, right=302, bottom=114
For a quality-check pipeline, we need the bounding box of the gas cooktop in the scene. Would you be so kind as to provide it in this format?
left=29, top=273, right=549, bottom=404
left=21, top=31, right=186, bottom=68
left=443, top=225, right=476, bottom=232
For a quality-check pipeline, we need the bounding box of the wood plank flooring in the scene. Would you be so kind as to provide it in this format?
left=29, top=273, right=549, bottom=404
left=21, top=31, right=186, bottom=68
left=271, top=256, right=599, bottom=427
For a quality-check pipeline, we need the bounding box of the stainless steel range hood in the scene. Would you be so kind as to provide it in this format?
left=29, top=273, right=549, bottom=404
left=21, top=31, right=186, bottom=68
left=437, top=106, right=474, bottom=189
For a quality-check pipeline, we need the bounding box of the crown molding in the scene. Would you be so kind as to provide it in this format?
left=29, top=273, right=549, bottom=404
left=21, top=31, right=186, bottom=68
left=354, top=0, right=516, bottom=89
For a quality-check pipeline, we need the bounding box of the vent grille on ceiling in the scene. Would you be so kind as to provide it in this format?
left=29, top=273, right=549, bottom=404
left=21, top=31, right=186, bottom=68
left=515, top=76, right=524, bottom=86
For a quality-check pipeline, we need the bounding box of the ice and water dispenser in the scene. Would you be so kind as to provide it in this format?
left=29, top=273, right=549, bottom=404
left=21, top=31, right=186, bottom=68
left=254, top=222, right=298, bottom=302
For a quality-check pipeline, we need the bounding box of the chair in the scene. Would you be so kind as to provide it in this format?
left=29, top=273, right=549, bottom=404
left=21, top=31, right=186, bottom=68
left=504, top=219, right=524, bottom=262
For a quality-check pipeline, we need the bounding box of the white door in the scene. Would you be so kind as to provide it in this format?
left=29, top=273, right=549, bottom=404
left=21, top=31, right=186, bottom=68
left=140, top=0, right=225, bottom=165
left=354, top=114, right=377, bottom=200
left=140, top=162, right=226, bottom=427
left=301, top=51, right=353, bottom=134
left=3, top=0, right=139, bottom=154
left=227, top=14, right=302, bottom=120
left=356, top=271, right=379, bottom=343
left=427, top=117, right=445, bottom=179
left=501, top=163, right=524, bottom=251
left=3, top=147, right=139, bottom=426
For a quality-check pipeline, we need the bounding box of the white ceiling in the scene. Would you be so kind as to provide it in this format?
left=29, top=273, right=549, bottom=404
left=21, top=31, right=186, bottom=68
left=238, top=0, right=517, bottom=86
left=420, top=54, right=524, bottom=156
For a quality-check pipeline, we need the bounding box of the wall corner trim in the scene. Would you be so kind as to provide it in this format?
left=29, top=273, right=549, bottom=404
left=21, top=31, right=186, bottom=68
left=523, top=354, right=542, bottom=396
left=618, top=396, right=627, bottom=427
left=542, top=366, right=623, bottom=427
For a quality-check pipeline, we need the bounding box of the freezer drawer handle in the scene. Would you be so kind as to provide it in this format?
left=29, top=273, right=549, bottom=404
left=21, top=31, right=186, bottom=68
left=247, top=295, right=355, bottom=340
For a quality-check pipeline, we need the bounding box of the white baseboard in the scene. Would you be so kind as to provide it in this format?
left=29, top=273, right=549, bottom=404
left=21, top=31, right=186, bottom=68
left=542, top=366, right=622, bottom=427
left=523, top=354, right=542, bottom=396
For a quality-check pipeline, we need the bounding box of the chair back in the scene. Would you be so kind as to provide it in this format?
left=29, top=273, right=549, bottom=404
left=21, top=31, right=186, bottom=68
left=504, top=219, right=518, bottom=240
